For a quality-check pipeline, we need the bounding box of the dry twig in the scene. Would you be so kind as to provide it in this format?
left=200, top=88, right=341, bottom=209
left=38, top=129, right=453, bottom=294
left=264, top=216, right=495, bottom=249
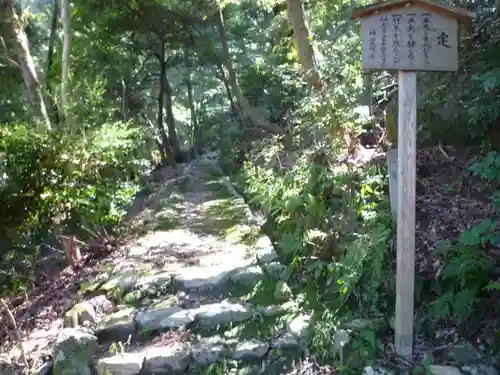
left=0, top=298, right=32, bottom=374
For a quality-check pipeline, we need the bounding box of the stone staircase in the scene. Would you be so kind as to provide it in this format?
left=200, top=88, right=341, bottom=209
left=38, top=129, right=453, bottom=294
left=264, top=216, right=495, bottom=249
left=53, top=155, right=310, bottom=375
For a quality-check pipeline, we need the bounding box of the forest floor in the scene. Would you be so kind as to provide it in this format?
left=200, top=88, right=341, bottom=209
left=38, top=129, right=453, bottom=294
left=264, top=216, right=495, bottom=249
left=0, top=146, right=499, bottom=375
left=411, top=145, right=500, bottom=348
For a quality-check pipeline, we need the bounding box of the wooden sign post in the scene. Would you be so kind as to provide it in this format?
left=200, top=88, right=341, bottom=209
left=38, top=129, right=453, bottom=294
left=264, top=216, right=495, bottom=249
left=352, top=0, right=474, bottom=359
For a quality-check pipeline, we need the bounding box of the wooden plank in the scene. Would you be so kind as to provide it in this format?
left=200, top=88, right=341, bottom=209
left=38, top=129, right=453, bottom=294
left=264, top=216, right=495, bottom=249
left=395, top=70, right=417, bottom=359
left=360, top=6, right=458, bottom=71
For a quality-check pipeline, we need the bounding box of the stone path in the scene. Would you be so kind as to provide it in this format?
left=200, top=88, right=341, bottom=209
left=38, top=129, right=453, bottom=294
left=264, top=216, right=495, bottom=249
left=53, top=154, right=311, bottom=375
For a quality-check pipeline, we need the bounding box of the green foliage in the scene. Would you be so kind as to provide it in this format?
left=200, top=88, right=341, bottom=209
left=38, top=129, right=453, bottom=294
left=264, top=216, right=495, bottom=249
left=234, top=140, right=392, bottom=365
left=425, top=152, right=500, bottom=326
left=419, top=17, right=500, bottom=147
left=0, top=120, right=148, bottom=295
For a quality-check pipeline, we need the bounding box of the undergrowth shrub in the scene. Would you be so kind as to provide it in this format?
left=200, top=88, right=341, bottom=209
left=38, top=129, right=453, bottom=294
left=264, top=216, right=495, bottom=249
left=234, top=141, right=393, bottom=364
left=0, top=120, right=149, bottom=295
left=420, top=151, right=500, bottom=351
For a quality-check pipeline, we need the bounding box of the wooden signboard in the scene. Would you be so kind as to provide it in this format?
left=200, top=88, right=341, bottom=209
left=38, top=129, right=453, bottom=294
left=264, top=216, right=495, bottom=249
left=352, top=0, right=474, bottom=360
left=360, top=6, right=458, bottom=71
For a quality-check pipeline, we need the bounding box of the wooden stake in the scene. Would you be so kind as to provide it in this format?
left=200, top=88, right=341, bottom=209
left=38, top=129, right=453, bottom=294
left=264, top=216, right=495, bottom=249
left=395, top=70, right=417, bottom=359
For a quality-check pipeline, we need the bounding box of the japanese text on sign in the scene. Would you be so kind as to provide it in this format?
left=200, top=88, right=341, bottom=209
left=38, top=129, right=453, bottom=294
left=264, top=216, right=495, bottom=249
left=361, top=6, right=458, bottom=71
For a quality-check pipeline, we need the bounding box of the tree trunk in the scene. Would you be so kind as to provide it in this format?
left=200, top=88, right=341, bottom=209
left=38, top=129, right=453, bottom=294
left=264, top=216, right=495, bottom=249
left=163, top=70, right=180, bottom=158
left=215, top=7, right=282, bottom=134
left=286, top=0, right=321, bottom=88
left=121, top=78, right=127, bottom=124
left=60, top=0, right=71, bottom=121
left=46, top=0, right=58, bottom=80
left=45, top=0, right=60, bottom=123
left=216, top=62, right=238, bottom=115
left=184, top=47, right=201, bottom=156
left=0, top=0, right=50, bottom=129
left=158, top=41, right=174, bottom=166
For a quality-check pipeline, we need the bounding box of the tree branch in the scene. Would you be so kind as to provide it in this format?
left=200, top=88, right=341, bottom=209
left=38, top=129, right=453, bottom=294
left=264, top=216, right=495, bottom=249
left=0, top=34, right=19, bottom=68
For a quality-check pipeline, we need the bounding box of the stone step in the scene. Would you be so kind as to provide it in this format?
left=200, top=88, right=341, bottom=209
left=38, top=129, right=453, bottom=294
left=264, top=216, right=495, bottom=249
left=96, top=332, right=304, bottom=375
left=91, top=236, right=280, bottom=303
left=95, top=299, right=290, bottom=346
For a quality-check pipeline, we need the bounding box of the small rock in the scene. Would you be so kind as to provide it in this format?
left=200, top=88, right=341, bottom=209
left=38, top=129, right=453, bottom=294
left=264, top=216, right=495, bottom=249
left=143, top=342, right=192, bottom=373
left=192, top=301, right=254, bottom=327
left=231, top=339, right=269, bottom=360
left=334, top=329, right=351, bottom=353
left=52, top=328, right=98, bottom=375
left=364, top=366, right=393, bottom=375
left=256, top=304, right=286, bottom=317
left=96, top=307, right=137, bottom=343
left=271, top=333, right=300, bottom=350
left=255, top=236, right=278, bottom=264
left=135, top=305, right=194, bottom=333
left=287, top=314, right=311, bottom=340
left=175, top=265, right=231, bottom=291
left=87, top=295, right=114, bottom=315
left=137, top=271, right=172, bottom=293
left=191, top=337, right=227, bottom=365
left=100, top=269, right=139, bottom=295
left=429, top=365, right=463, bottom=375
left=96, top=352, right=145, bottom=375
left=63, top=302, right=97, bottom=328
left=230, top=265, right=263, bottom=286
left=274, top=281, right=292, bottom=301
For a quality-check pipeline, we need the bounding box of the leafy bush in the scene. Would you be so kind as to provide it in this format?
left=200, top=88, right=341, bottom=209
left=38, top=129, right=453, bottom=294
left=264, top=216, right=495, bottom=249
left=423, top=152, right=500, bottom=329
left=234, top=141, right=392, bottom=362
left=0, top=120, right=150, bottom=295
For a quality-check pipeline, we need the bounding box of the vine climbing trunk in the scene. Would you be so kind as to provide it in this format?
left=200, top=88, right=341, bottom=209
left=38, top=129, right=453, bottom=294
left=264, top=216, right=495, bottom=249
left=0, top=0, right=50, bottom=129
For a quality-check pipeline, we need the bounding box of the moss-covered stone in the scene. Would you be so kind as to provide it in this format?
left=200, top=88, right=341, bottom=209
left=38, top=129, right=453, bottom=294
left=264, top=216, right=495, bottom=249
left=63, top=301, right=97, bottom=328
left=52, top=328, right=98, bottom=375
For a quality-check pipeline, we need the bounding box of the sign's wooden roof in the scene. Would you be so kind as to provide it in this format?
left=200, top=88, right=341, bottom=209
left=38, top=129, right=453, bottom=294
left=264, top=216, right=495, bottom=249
left=352, top=0, right=475, bottom=27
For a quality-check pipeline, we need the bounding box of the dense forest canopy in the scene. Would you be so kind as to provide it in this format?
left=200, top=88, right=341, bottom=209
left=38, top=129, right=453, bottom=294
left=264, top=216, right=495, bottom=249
left=2, top=0, right=500, bottom=372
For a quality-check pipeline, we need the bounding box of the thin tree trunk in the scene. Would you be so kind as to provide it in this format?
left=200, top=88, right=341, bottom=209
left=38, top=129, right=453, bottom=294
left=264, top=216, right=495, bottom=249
left=158, top=41, right=174, bottom=166
left=45, top=0, right=60, bottom=123
left=163, top=71, right=180, bottom=158
left=60, top=0, right=72, bottom=121
left=46, top=0, right=58, bottom=80
left=121, top=78, right=127, bottom=124
left=141, top=112, right=167, bottom=162
left=286, top=0, right=321, bottom=88
left=216, top=62, right=238, bottom=115
left=0, top=0, right=50, bottom=129
left=215, top=7, right=282, bottom=134
left=184, top=47, right=200, bottom=156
